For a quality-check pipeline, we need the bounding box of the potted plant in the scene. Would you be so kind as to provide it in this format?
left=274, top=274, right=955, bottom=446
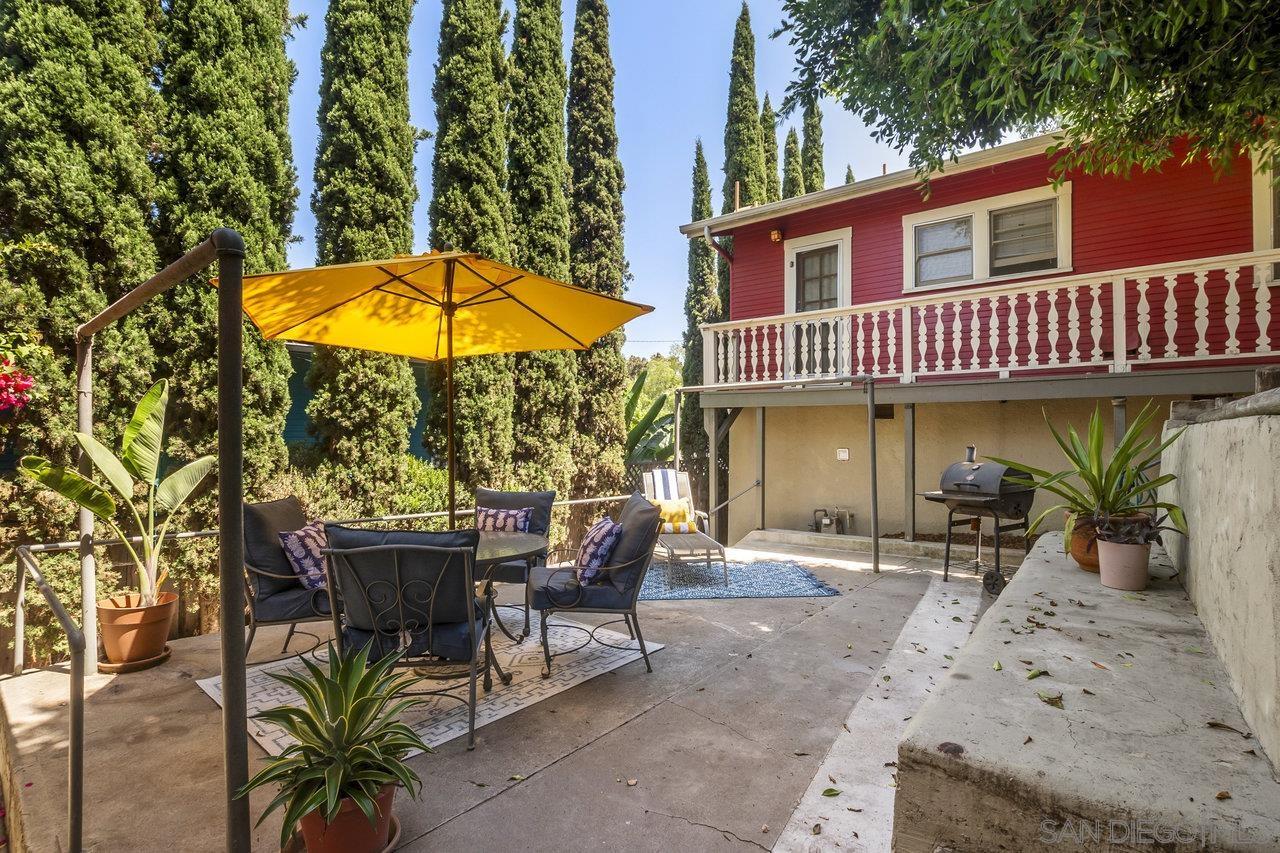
left=19, top=379, right=214, bottom=667
left=238, top=642, right=432, bottom=853
left=988, top=402, right=1185, bottom=571
left=1094, top=512, right=1181, bottom=591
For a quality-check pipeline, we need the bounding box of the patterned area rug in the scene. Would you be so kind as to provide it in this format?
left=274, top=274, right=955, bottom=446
left=197, top=613, right=662, bottom=756
left=640, top=557, right=841, bottom=601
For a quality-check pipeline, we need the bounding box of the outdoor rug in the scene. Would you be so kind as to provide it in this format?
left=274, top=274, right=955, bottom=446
left=639, top=557, right=841, bottom=601
left=197, top=613, right=662, bottom=756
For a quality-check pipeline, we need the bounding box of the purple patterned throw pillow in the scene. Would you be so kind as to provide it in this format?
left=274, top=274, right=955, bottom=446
left=279, top=521, right=327, bottom=590
left=475, top=506, right=533, bottom=533
left=576, top=516, right=622, bottom=584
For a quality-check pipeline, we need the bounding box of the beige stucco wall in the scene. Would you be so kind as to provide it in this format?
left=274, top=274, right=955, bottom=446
left=1160, top=414, right=1280, bottom=767
left=725, top=396, right=1178, bottom=546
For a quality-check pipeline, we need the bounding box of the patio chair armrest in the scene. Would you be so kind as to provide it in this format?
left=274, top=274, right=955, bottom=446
left=244, top=563, right=300, bottom=581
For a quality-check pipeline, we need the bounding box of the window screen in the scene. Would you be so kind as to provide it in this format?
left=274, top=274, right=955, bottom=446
left=914, top=216, right=973, bottom=286
left=990, top=199, right=1056, bottom=275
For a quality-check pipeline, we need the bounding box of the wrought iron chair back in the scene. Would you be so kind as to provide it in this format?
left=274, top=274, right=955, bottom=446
left=323, top=543, right=478, bottom=661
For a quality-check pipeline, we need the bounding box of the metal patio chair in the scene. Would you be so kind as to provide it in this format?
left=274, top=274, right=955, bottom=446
left=323, top=526, right=507, bottom=750
left=242, top=497, right=331, bottom=657
left=642, top=468, right=728, bottom=584
left=475, top=487, right=555, bottom=640
left=530, top=492, right=662, bottom=677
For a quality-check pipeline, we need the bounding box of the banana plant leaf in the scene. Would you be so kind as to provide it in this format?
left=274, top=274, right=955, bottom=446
left=122, top=379, right=168, bottom=483
left=18, top=457, right=117, bottom=521
left=155, top=455, right=216, bottom=513
left=74, top=431, right=135, bottom=500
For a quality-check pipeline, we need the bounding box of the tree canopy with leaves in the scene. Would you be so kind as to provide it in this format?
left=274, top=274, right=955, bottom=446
left=427, top=0, right=517, bottom=491
left=680, top=140, right=721, bottom=505
left=567, top=0, right=630, bottom=507
left=761, top=93, right=782, bottom=203
left=508, top=0, right=579, bottom=495
left=801, top=99, right=825, bottom=191
left=308, top=0, right=421, bottom=504
left=153, top=0, right=298, bottom=492
left=782, top=127, right=806, bottom=198
left=777, top=0, right=1280, bottom=178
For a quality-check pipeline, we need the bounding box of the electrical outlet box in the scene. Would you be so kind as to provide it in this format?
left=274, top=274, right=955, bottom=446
left=835, top=447, right=850, bottom=461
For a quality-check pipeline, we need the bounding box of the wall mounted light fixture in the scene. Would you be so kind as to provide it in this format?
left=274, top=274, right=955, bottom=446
left=769, top=229, right=783, bottom=243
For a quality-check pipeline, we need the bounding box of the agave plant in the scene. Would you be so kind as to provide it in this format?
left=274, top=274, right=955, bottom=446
left=624, top=368, right=674, bottom=465
left=987, top=401, right=1187, bottom=546
left=238, top=643, right=432, bottom=847
left=19, top=379, right=214, bottom=606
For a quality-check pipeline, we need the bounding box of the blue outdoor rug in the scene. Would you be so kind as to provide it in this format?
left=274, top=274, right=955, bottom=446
left=639, top=557, right=841, bottom=601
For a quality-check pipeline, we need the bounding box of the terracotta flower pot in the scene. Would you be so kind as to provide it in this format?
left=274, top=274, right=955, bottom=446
left=299, top=783, right=396, bottom=853
left=97, top=591, right=177, bottom=666
left=1069, top=519, right=1101, bottom=572
left=1098, top=540, right=1152, bottom=591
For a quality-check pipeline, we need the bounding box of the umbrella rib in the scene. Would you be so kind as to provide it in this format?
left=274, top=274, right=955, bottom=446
left=451, top=260, right=587, bottom=348
left=491, top=287, right=590, bottom=349
left=453, top=260, right=524, bottom=306
left=267, top=281, right=385, bottom=339
left=373, top=284, right=439, bottom=308
left=375, top=264, right=444, bottom=305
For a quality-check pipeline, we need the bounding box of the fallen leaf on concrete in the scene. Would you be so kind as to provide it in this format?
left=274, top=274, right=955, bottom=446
left=794, top=751, right=811, bottom=757
left=508, top=774, right=525, bottom=782
left=761, top=824, right=769, bottom=833
left=1216, top=791, right=1232, bottom=800
left=822, top=788, right=840, bottom=797
left=1185, top=645, right=1205, bottom=655
left=1207, top=721, right=1252, bottom=738
left=883, top=761, right=897, bottom=768
left=627, top=779, right=638, bottom=787
left=1026, top=669, right=1049, bottom=680
left=951, top=616, right=963, bottom=622
left=1036, top=690, right=1064, bottom=709
left=811, top=823, right=822, bottom=835
left=1023, top=736, right=1033, bottom=745
left=1091, top=660, right=1110, bottom=670
left=1082, top=688, right=1095, bottom=696
left=1122, top=593, right=1146, bottom=601
left=1244, top=749, right=1258, bottom=757
left=936, top=742, right=965, bottom=756
left=843, top=723, right=851, bottom=733
left=1019, top=659, right=1034, bottom=665
left=828, top=774, right=837, bottom=784
left=993, top=660, right=1003, bottom=671
left=944, top=654, right=955, bottom=661
left=846, top=807, right=862, bottom=812
left=882, top=675, right=891, bottom=682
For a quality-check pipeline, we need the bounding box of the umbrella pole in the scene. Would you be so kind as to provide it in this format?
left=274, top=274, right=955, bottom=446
left=445, top=264, right=456, bottom=530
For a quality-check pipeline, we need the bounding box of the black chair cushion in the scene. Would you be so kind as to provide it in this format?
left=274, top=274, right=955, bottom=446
left=483, top=558, right=534, bottom=585
left=604, top=492, right=661, bottom=592
left=252, top=585, right=331, bottom=623
left=342, top=599, right=486, bottom=661
left=476, top=487, right=555, bottom=537
left=244, top=497, right=308, bottom=598
left=530, top=564, right=628, bottom=611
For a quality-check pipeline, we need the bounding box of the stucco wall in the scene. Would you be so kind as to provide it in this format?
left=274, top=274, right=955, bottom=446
left=1160, top=414, right=1280, bottom=766
left=725, top=396, right=1176, bottom=547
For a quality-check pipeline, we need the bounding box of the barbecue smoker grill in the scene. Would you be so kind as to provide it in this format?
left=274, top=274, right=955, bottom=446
left=921, top=446, right=1035, bottom=594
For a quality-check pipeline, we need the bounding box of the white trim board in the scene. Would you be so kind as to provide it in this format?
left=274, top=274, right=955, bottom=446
left=783, top=226, right=853, bottom=311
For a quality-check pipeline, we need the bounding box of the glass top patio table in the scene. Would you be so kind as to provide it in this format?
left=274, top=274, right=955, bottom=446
left=475, top=531, right=549, bottom=569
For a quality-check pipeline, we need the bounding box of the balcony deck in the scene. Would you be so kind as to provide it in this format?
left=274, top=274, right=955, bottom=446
left=699, top=249, right=1280, bottom=406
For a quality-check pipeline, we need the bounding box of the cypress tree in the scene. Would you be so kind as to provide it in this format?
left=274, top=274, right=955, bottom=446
left=567, top=0, right=629, bottom=512
left=761, top=93, right=781, bottom=203
left=845, top=164, right=856, bottom=184
left=802, top=99, right=826, bottom=192
left=308, top=0, right=420, bottom=505
left=153, top=0, right=298, bottom=492
left=507, top=0, right=578, bottom=496
left=680, top=140, right=721, bottom=507
left=426, top=0, right=517, bottom=491
left=783, top=127, right=806, bottom=198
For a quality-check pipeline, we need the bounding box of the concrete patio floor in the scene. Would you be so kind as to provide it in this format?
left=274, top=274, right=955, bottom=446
left=1, top=545, right=949, bottom=852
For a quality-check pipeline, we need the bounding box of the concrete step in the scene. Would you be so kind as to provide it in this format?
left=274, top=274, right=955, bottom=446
left=738, top=528, right=1027, bottom=568
left=774, top=573, right=985, bottom=851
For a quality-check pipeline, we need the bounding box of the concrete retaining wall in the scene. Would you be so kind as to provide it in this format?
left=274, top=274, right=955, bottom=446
left=1161, top=412, right=1280, bottom=767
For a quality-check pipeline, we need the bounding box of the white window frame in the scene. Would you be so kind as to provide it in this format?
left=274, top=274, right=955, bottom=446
left=1251, top=151, right=1276, bottom=251
left=784, top=227, right=852, bottom=314
left=901, top=183, right=1072, bottom=293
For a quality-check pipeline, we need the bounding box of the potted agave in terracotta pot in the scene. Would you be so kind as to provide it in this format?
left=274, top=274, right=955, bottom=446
left=989, top=401, right=1186, bottom=572
left=20, top=379, right=214, bottom=669
left=238, top=643, right=433, bottom=853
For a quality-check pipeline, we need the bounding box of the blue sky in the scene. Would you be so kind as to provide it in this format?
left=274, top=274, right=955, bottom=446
left=285, top=0, right=911, bottom=357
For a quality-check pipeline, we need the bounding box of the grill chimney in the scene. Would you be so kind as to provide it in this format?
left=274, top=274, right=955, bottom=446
left=965, top=445, right=976, bottom=463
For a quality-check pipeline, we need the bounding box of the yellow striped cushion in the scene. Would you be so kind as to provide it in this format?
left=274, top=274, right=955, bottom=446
left=651, top=497, right=692, bottom=525
left=661, top=521, right=699, bottom=534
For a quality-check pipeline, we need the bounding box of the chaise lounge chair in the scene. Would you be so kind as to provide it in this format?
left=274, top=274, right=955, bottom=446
left=642, top=468, right=728, bottom=585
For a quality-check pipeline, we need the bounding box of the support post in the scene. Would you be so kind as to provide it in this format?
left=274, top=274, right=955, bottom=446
left=673, top=389, right=682, bottom=469
left=1111, top=396, right=1127, bottom=446
left=74, top=338, right=96, bottom=664
left=755, top=407, right=765, bottom=530
left=704, top=408, right=718, bottom=542
left=903, top=402, right=916, bottom=543
left=866, top=380, right=880, bottom=573
left=214, top=229, right=251, bottom=852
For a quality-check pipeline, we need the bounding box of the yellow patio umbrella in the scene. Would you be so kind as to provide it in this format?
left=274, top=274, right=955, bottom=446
left=223, top=249, right=653, bottom=521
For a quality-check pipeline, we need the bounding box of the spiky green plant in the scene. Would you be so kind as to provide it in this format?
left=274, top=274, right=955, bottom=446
left=625, top=368, right=673, bottom=465
left=987, top=402, right=1187, bottom=548
left=18, top=379, right=215, bottom=606
left=238, top=642, right=432, bottom=847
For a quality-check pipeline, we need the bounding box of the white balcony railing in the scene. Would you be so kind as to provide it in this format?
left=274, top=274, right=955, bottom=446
left=701, top=249, right=1280, bottom=388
